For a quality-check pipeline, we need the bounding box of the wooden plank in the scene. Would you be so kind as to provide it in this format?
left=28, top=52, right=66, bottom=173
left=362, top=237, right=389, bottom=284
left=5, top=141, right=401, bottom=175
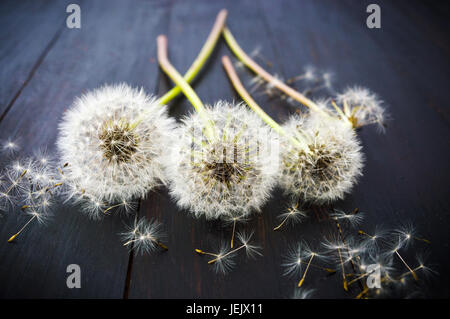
left=127, top=0, right=334, bottom=298
left=1, top=0, right=448, bottom=299
left=0, top=0, right=170, bottom=298
left=259, top=0, right=450, bottom=297
left=0, top=0, right=66, bottom=119
left=129, top=0, right=450, bottom=298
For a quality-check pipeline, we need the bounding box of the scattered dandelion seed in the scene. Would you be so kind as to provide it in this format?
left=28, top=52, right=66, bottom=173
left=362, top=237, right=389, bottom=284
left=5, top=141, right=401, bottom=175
left=121, top=217, right=167, bottom=254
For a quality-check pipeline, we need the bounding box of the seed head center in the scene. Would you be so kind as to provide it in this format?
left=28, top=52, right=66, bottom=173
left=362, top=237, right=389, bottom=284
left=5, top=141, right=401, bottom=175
left=99, top=119, right=139, bottom=163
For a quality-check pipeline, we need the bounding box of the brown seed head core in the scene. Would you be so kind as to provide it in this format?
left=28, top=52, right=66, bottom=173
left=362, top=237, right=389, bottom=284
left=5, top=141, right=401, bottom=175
left=199, top=143, right=251, bottom=188
left=306, top=144, right=341, bottom=182
left=99, top=119, right=139, bottom=163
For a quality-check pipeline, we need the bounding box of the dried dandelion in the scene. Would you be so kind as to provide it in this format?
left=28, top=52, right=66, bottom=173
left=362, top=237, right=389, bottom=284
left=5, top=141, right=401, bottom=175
left=158, top=36, right=278, bottom=220
left=57, top=83, right=177, bottom=215
left=222, top=55, right=364, bottom=204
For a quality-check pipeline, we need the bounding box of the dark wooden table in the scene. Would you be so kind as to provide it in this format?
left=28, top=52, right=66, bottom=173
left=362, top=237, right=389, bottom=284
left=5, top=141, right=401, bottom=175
left=0, top=0, right=449, bottom=299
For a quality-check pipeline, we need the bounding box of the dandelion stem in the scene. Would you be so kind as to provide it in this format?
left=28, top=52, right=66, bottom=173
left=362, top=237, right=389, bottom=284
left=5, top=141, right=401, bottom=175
left=158, top=9, right=227, bottom=105
left=157, top=35, right=216, bottom=142
left=222, top=55, right=309, bottom=152
left=298, top=253, right=315, bottom=287
left=223, top=28, right=331, bottom=119
left=8, top=215, right=36, bottom=242
left=394, top=250, right=418, bottom=281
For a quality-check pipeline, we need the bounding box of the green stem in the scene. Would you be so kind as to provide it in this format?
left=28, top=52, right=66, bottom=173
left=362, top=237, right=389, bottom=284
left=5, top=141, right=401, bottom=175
left=222, top=27, right=333, bottom=120
left=157, top=35, right=216, bottom=142
left=222, top=55, right=310, bottom=153
left=158, top=9, right=227, bottom=105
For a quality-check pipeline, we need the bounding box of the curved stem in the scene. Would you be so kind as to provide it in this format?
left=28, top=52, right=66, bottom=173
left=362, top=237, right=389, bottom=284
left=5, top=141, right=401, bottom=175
left=157, top=35, right=216, bottom=142
left=222, top=55, right=309, bottom=152
left=223, top=28, right=333, bottom=119
left=158, top=9, right=227, bottom=105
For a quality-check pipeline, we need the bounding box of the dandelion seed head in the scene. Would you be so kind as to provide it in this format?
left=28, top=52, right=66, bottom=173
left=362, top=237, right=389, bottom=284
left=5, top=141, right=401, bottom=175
left=57, top=83, right=176, bottom=207
left=280, top=113, right=364, bottom=203
left=165, top=101, right=279, bottom=219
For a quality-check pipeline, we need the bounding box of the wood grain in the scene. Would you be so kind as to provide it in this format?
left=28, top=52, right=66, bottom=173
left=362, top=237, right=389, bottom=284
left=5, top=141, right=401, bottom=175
left=0, top=0, right=448, bottom=298
left=0, top=0, right=171, bottom=298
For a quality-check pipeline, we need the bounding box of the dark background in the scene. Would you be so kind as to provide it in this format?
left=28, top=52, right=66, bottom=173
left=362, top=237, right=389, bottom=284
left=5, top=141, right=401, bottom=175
left=0, top=0, right=449, bottom=298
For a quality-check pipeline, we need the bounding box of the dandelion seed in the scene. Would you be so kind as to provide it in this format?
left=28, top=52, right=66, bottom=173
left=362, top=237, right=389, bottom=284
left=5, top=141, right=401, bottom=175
left=210, top=245, right=237, bottom=274
left=2, top=138, right=20, bottom=155
left=358, top=227, right=387, bottom=254
left=298, top=253, right=315, bottom=287
left=286, top=242, right=324, bottom=288
left=8, top=205, right=51, bottom=243
left=286, top=66, right=317, bottom=85
left=121, top=217, right=167, bottom=255
left=389, top=240, right=418, bottom=281
left=282, top=243, right=334, bottom=278
left=222, top=213, right=249, bottom=248
left=399, top=254, right=436, bottom=280
left=202, top=231, right=261, bottom=274
left=273, top=200, right=306, bottom=231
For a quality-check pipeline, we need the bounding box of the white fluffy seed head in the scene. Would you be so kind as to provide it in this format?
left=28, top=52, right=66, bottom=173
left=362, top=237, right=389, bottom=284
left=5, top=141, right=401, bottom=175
left=56, top=83, right=176, bottom=208
left=279, top=112, right=364, bottom=203
left=337, top=86, right=387, bottom=131
left=164, top=101, right=279, bottom=220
